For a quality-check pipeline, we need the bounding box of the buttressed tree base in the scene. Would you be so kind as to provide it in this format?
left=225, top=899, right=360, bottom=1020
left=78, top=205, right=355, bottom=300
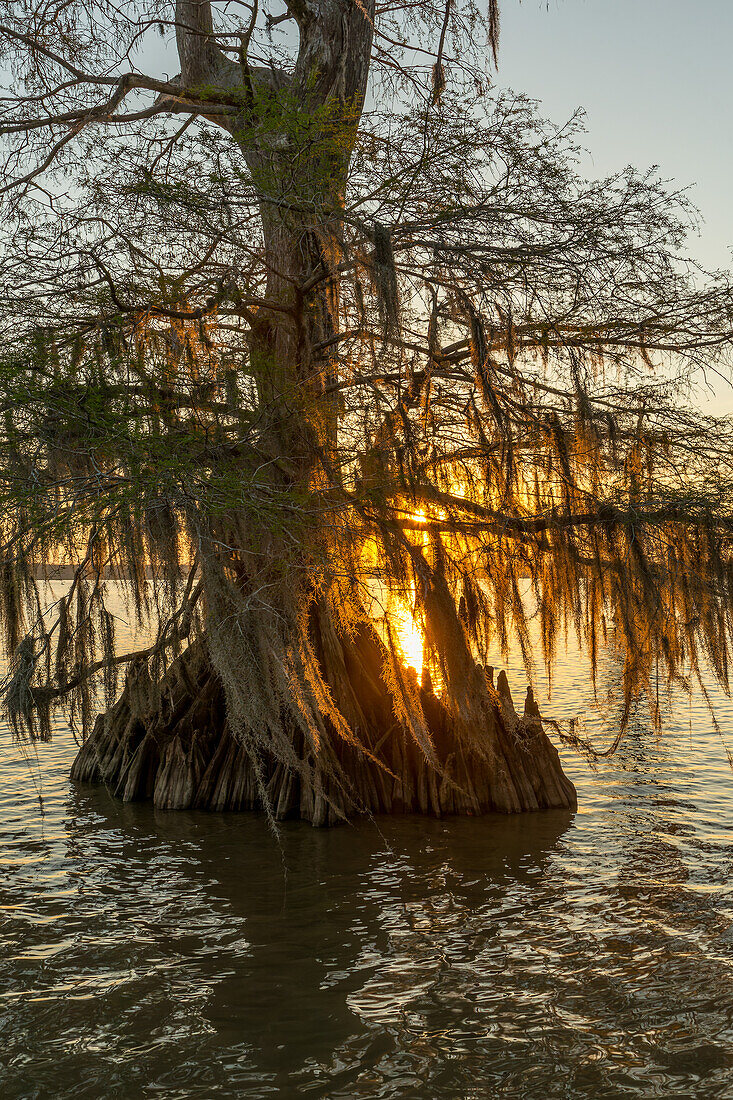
left=70, top=631, right=576, bottom=825
left=3, top=1, right=733, bottom=824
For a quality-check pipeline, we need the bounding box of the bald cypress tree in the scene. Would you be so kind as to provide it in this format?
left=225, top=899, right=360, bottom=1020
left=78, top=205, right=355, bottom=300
left=1, top=1, right=733, bottom=822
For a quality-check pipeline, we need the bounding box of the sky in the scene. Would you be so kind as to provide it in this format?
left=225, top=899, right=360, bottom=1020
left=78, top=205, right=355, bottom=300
left=497, top=0, right=733, bottom=273
left=136, top=1, right=731, bottom=270
left=115, top=0, right=733, bottom=410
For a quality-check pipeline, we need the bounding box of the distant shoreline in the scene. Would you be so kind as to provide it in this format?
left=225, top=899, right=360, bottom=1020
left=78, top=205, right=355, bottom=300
left=28, top=565, right=158, bottom=581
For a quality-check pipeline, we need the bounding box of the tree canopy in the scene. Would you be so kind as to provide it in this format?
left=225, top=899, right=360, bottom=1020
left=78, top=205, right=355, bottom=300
left=2, top=1, right=733, bottom=820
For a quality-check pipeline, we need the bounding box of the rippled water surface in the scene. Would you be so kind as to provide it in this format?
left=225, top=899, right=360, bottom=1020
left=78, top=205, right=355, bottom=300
left=3, top=610, right=733, bottom=1097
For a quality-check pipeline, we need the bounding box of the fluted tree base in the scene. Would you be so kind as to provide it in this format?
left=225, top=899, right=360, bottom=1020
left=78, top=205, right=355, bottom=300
left=70, top=625, right=576, bottom=826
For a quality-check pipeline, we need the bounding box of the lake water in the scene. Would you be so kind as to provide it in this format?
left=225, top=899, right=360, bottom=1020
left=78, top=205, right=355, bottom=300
left=3, top=600, right=733, bottom=1098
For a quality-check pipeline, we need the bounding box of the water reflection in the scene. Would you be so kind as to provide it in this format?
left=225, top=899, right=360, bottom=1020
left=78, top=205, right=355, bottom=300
left=54, top=790, right=573, bottom=1095
left=4, top=629, right=733, bottom=1096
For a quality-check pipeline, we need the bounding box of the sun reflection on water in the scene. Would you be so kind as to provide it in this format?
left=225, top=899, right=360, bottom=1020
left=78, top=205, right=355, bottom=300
left=392, top=601, right=425, bottom=679
left=392, top=508, right=428, bottom=679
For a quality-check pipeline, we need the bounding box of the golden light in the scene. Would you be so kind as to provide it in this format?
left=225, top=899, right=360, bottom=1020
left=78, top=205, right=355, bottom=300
left=393, top=600, right=425, bottom=679
left=366, top=508, right=430, bottom=681
left=393, top=507, right=428, bottom=679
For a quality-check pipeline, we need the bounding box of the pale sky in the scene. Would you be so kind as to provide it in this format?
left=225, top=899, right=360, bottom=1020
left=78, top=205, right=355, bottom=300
left=498, top=0, right=733, bottom=273
left=138, top=2, right=731, bottom=270
left=133, top=0, right=733, bottom=408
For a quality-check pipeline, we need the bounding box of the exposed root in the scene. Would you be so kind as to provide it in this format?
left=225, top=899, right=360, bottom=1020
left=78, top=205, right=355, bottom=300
left=71, top=620, right=577, bottom=826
